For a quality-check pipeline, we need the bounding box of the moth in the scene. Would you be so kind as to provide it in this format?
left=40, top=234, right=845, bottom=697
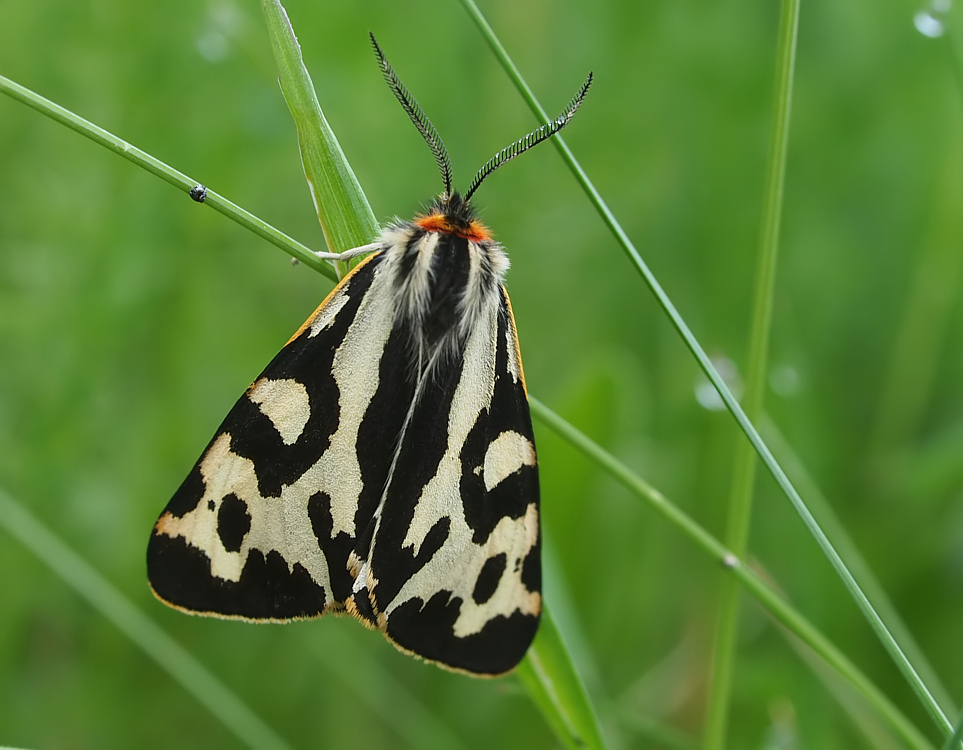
left=147, top=33, right=591, bottom=676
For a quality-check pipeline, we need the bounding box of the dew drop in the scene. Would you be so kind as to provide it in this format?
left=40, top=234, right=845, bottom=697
left=915, top=0, right=951, bottom=37
left=695, top=357, right=743, bottom=411
left=770, top=364, right=801, bottom=396
left=196, top=30, right=229, bottom=62
left=914, top=11, right=945, bottom=37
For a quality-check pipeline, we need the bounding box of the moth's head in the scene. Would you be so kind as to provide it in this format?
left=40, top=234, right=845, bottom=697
left=415, top=192, right=491, bottom=242
left=369, top=32, right=592, bottom=207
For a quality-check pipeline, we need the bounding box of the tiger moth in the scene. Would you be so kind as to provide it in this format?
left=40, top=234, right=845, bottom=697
left=147, top=33, right=591, bottom=676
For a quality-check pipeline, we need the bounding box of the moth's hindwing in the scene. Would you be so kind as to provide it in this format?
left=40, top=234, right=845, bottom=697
left=348, top=287, right=541, bottom=676
left=147, top=252, right=389, bottom=621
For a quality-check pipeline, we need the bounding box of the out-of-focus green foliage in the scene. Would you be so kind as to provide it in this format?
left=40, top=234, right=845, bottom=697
left=1, top=0, right=962, bottom=747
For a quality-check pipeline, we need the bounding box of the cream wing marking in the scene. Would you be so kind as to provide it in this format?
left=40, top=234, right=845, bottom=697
left=312, top=260, right=397, bottom=538
left=307, top=287, right=351, bottom=337
left=482, top=431, right=536, bottom=492
left=248, top=378, right=311, bottom=445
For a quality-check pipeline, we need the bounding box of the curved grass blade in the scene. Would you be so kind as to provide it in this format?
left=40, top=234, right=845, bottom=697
left=516, top=605, right=607, bottom=750
left=261, top=0, right=378, bottom=276
left=0, top=489, right=292, bottom=750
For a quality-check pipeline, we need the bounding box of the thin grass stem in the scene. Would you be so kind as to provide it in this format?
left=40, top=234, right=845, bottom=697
left=0, top=73, right=338, bottom=282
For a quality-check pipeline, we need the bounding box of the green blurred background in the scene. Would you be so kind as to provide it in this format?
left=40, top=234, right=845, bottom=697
left=2, top=0, right=962, bottom=747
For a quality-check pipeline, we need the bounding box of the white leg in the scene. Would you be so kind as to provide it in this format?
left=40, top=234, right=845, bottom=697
left=314, top=242, right=380, bottom=262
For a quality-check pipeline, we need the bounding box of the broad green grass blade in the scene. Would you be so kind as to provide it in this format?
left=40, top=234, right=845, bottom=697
left=0, top=489, right=292, bottom=750
left=0, top=74, right=337, bottom=281
left=516, top=605, right=607, bottom=750
left=705, top=0, right=798, bottom=745
left=457, top=0, right=952, bottom=736
left=260, top=0, right=378, bottom=274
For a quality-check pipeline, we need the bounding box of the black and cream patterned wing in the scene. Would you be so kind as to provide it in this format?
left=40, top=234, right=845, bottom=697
left=147, top=252, right=412, bottom=621
left=347, top=287, right=540, bottom=676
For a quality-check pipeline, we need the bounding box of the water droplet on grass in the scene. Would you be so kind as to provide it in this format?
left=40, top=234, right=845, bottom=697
left=914, top=11, right=945, bottom=37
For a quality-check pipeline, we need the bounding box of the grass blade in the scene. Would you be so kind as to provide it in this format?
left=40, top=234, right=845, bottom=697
left=705, top=0, right=799, bottom=744
left=0, top=489, right=292, bottom=750
left=260, top=0, right=378, bottom=272
left=0, top=74, right=337, bottom=281
left=516, top=605, right=607, bottom=750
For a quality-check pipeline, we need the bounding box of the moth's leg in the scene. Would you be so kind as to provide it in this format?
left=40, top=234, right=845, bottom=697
left=314, top=243, right=381, bottom=261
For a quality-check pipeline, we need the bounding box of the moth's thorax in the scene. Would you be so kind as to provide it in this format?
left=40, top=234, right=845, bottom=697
left=378, top=200, right=509, bottom=360
left=415, top=212, right=491, bottom=242
left=415, top=191, right=492, bottom=241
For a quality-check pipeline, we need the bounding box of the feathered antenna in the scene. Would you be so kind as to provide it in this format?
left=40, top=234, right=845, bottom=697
left=464, top=73, right=593, bottom=201
left=370, top=33, right=454, bottom=197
